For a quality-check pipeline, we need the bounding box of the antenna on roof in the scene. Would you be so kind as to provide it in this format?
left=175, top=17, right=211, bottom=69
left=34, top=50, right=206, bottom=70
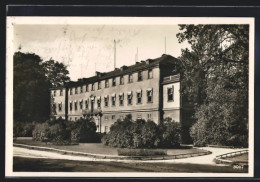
left=165, top=36, right=166, bottom=54
left=114, top=39, right=116, bottom=69
left=135, top=48, right=138, bottom=63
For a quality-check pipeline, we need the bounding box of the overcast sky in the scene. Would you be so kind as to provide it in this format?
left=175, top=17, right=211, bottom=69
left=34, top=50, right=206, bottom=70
left=14, top=24, right=189, bottom=81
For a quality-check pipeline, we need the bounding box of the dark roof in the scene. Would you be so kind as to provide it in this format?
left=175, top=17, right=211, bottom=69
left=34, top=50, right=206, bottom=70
left=53, top=54, right=180, bottom=89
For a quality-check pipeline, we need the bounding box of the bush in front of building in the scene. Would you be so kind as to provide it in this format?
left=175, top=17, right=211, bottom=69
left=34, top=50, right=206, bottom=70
left=102, top=116, right=181, bottom=148
left=32, top=117, right=100, bottom=145
left=158, top=117, right=182, bottom=148
left=13, top=120, right=36, bottom=138
left=70, top=117, right=101, bottom=143
left=32, top=118, right=72, bottom=145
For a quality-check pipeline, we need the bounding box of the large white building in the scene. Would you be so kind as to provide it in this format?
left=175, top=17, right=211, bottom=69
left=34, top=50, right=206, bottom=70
left=50, top=54, right=193, bottom=143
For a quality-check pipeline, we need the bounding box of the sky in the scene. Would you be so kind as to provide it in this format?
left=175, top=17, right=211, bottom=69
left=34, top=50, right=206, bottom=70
left=14, top=24, right=189, bottom=81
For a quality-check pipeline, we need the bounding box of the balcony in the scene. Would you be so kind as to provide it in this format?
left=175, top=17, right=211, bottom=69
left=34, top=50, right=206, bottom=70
left=82, top=108, right=102, bottom=116
left=162, top=74, right=180, bottom=84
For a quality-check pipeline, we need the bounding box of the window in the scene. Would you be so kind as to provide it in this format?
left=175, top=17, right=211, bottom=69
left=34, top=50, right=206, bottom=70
left=98, top=81, right=101, bottom=90
left=79, top=100, right=83, bottom=109
left=85, top=100, right=88, bottom=109
left=104, top=96, right=109, bottom=107
left=97, top=97, right=101, bottom=108
left=148, top=69, right=153, bottom=79
left=120, top=115, right=124, bottom=121
left=74, top=101, right=78, bottom=111
left=128, top=74, right=133, bottom=83
left=104, top=126, right=108, bottom=133
left=112, top=115, right=116, bottom=120
left=167, top=87, right=174, bottom=101
left=70, top=88, right=73, bottom=95
left=137, top=90, right=142, bottom=104
left=104, top=116, right=108, bottom=121
left=80, top=86, right=83, bottom=93
left=105, top=80, right=109, bottom=88
left=120, top=76, right=124, bottom=85
left=137, top=71, right=143, bottom=81
left=86, top=85, right=89, bottom=92
left=147, top=89, right=153, bottom=103
left=53, top=90, right=56, bottom=97
left=137, top=114, right=142, bottom=119
left=119, top=93, right=124, bottom=106
left=58, top=103, right=62, bottom=111
left=112, top=78, right=116, bottom=86
left=148, top=113, right=152, bottom=120
left=60, top=89, right=63, bottom=96
left=111, top=94, right=116, bottom=106
left=70, top=102, right=73, bottom=111
left=91, top=83, right=95, bottom=91
left=53, top=103, right=56, bottom=111
left=75, top=87, right=78, bottom=94
left=127, top=92, right=133, bottom=105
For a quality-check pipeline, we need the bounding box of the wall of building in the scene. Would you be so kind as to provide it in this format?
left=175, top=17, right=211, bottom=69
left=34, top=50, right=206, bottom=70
left=66, top=67, right=161, bottom=124
left=51, top=89, right=66, bottom=119
left=162, top=82, right=181, bottom=122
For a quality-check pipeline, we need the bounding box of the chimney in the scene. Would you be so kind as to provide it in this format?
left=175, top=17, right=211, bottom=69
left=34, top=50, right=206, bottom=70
left=95, top=71, right=102, bottom=77
left=120, top=65, right=128, bottom=71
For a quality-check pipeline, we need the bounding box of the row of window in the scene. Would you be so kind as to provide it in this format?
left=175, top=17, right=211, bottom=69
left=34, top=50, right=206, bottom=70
left=54, top=87, right=174, bottom=112
left=68, top=89, right=154, bottom=111
left=67, top=69, right=153, bottom=95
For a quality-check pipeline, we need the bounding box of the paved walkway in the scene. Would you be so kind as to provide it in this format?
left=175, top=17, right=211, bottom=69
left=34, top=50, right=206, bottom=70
left=13, top=146, right=246, bottom=165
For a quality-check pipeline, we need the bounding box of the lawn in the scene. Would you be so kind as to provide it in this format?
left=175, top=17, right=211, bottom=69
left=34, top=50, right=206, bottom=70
left=13, top=157, right=248, bottom=173
left=226, top=153, right=248, bottom=162
left=14, top=138, right=205, bottom=156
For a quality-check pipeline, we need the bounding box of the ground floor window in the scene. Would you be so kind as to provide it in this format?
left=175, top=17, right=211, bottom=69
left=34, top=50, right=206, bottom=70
left=137, top=114, right=142, bottom=119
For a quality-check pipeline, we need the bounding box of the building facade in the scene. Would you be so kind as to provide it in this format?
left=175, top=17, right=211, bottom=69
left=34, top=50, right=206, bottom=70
left=50, top=54, right=184, bottom=134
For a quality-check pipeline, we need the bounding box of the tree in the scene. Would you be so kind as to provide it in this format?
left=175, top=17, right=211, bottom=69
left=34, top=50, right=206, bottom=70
left=14, top=52, right=50, bottom=122
left=42, top=59, right=70, bottom=87
left=177, top=25, right=249, bottom=146
left=13, top=52, right=70, bottom=123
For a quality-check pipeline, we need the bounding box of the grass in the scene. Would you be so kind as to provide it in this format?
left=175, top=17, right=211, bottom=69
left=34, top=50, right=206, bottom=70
left=14, top=137, right=206, bottom=156
left=226, top=153, right=248, bottom=162
left=14, top=138, right=118, bottom=155
left=13, top=157, right=248, bottom=173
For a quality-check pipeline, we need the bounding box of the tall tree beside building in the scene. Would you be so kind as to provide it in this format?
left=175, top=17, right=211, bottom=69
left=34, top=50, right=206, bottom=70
left=177, top=25, right=249, bottom=146
left=13, top=52, right=70, bottom=122
left=42, top=59, right=70, bottom=87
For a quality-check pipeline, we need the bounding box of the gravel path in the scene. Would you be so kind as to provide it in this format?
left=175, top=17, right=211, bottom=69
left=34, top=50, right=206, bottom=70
left=13, top=146, right=247, bottom=165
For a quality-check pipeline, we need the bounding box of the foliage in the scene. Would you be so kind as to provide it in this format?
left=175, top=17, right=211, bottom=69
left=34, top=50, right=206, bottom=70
left=32, top=118, right=72, bottom=145
left=117, top=148, right=167, bottom=156
left=70, top=117, right=100, bottom=143
left=102, top=116, right=181, bottom=148
left=13, top=121, right=35, bottom=137
left=32, top=117, right=99, bottom=145
left=177, top=25, right=249, bottom=147
left=42, top=59, right=70, bottom=87
left=13, top=52, right=70, bottom=123
left=158, top=117, right=182, bottom=148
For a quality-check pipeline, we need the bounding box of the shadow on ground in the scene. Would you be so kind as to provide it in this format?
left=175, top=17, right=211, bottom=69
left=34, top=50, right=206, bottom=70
left=13, top=157, right=248, bottom=173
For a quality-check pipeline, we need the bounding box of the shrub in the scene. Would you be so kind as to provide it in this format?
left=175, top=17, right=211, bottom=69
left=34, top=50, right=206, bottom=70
left=159, top=118, right=181, bottom=148
left=102, top=116, right=181, bottom=148
left=13, top=121, right=35, bottom=137
left=190, top=120, right=209, bottom=147
left=117, top=148, right=167, bottom=156
left=32, top=118, right=72, bottom=145
left=71, top=117, right=100, bottom=143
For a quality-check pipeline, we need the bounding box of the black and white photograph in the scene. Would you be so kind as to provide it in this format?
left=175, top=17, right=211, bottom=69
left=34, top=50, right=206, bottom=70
left=5, top=16, right=254, bottom=177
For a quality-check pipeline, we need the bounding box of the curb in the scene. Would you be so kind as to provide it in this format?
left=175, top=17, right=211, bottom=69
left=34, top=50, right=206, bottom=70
left=14, top=143, right=212, bottom=161
left=215, top=150, right=248, bottom=166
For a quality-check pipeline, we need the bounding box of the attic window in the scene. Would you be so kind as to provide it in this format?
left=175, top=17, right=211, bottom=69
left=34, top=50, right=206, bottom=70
left=112, top=78, right=116, bottom=86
